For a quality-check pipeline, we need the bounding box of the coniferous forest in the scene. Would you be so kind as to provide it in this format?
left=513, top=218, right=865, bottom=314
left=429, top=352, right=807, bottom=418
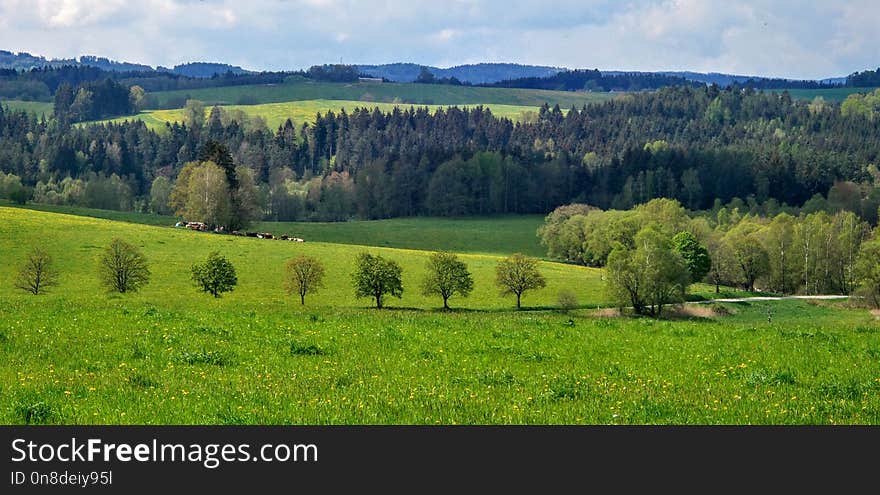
left=1, top=85, right=879, bottom=226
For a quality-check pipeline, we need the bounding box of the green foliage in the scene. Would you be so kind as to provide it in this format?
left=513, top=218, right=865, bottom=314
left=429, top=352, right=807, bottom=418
left=557, top=289, right=579, bottom=312
left=191, top=251, right=238, bottom=298
left=537, top=203, right=596, bottom=262
left=284, top=255, right=326, bottom=305
left=854, top=239, right=880, bottom=308
left=352, top=252, right=404, bottom=308
left=725, top=225, right=770, bottom=292
left=495, top=253, right=546, bottom=309
left=420, top=251, right=474, bottom=309
left=14, top=247, right=58, bottom=295
left=605, top=228, right=689, bottom=316
left=672, top=231, right=711, bottom=283
left=98, top=238, right=150, bottom=293
left=149, top=176, right=173, bottom=215
left=841, top=89, right=880, bottom=121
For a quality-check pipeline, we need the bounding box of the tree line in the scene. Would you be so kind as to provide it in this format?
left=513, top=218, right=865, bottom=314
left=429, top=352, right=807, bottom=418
left=13, top=242, right=549, bottom=310
left=2, top=85, right=879, bottom=225
left=539, top=198, right=880, bottom=313
left=484, top=69, right=703, bottom=92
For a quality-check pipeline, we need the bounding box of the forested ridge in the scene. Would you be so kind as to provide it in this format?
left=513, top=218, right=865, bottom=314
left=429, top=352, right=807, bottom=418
left=1, top=85, right=879, bottom=225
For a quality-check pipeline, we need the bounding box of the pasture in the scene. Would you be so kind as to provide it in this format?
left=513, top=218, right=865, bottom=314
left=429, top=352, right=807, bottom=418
left=1, top=207, right=879, bottom=425
left=0, top=202, right=545, bottom=256
left=777, top=87, right=879, bottom=102
left=147, top=78, right=616, bottom=109
left=95, top=99, right=546, bottom=131
left=1, top=100, right=53, bottom=116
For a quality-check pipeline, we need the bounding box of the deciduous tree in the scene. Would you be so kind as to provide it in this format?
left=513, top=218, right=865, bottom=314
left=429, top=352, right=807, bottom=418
left=495, top=253, right=546, bottom=309
left=284, top=255, right=325, bottom=305
left=421, top=252, right=474, bottom=309
left=352, top=253, right=403, bottom=309
left=15, top=247, right=59, bottom=295
left=99, top=238, right=150, bottom=293
left=191, top=251, right=237, bottom=298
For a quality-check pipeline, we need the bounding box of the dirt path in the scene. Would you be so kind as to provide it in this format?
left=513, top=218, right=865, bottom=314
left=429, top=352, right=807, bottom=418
left=693, top=295, right=849, bottom=304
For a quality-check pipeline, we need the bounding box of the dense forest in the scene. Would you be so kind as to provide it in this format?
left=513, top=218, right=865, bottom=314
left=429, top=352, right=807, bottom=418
left=485, top=69, right=702, bottom=91
left=0, top=65, right=310, bottom=103
left=847, top=68, right=880, bottom=87
left=1, top=85, right=879, bottom=227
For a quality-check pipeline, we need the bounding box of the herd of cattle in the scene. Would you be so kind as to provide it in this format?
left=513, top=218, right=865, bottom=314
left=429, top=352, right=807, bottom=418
left=175, top=221, right=305, bottom=242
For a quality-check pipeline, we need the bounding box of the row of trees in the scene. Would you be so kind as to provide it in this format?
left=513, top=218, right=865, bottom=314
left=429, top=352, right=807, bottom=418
left=14, top=239, right=238, bottom=297
left=14, top=244, right=549, bottom=310
left=539, top=198, right=880, bottom=313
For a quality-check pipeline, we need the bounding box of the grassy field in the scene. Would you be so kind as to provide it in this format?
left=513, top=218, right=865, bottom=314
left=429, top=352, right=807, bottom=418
left=1, top=207, right=878, bottom=425
left=148, top=78, right=615, bottom=109
left=0, top=202, right=545, bottom=256
left=95, top=99, right=546, bottom=131
left=1, top=99, right=53, bottom=116
left=775, top=87, right=879, bottom=101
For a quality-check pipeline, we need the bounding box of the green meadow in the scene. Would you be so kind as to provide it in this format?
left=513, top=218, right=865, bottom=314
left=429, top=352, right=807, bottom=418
left=0, top=202, right=545, bottom=256
left=777, top=87, right=879, bottom=101
left=148, top=78, right=615, bottom=109
left=1, top=207, right=879, bottom=425
left=0, top=100, right=53, bottom=116
left=96, top=99, right=545, bottom=130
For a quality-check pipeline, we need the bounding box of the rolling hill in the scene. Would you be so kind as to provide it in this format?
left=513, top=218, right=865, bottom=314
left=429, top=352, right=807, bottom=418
left=97, top=99, right=547, bottom=130
left=1, top=207, right=878, bottom=425
left=147, top=78, right=615, bottom=109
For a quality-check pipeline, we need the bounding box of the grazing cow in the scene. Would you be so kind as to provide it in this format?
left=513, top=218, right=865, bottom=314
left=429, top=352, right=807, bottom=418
left=280, top=234, right=290, bottom=240
left=293, top=237, right=305, bottom=243
left=246, top=232, right=258, bottom=237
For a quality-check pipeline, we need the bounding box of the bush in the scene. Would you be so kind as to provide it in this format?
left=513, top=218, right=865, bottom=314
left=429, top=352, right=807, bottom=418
left=557, top=290, right=579, bottom=313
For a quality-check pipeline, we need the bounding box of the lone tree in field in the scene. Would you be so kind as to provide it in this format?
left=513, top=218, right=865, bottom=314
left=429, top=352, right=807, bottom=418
left=15, top=247, right=59, bottom=295
left=421, top=251, right=474, bottom=309
left=495, top=253, right=546, bottom=309
left=352, top=252, right=403, bottom=309
left=99, top=238, right=150, bottom=293
left=284, top=255, right=326, bottom=305
left=191, top=251, right=238, bottom=298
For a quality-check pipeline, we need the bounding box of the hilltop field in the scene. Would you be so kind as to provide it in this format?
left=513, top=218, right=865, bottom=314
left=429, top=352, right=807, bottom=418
left=1, top=207, right=878, bottom=425
left=145, top=77, right=613, bottom=108
left=97, top=99, right=546, bottom=130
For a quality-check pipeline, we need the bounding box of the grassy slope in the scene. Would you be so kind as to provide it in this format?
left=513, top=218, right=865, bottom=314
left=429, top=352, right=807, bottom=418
left=251, top=216, right=547, bottom=257
left=1, top=100, right=53, bottom=116
left=96, top=100, right=544, bottom=130
left=1, top=207, right=879, bottom=425
left=149, top=79, right=615, bottom=108
left=0, top=207, right=600, bottom=311
left=1, top=202, right=545, bottom=256
left=776, top=87, right=879, bottom=101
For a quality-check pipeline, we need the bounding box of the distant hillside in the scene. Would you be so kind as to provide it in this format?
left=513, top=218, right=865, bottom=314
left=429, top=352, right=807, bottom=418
left=0, top=50, right=152, bottom=72
left=358, top=63, right=562, bottom=84
left=0, top=50, right=248, bottom=78
left=161, top=62, right=251, bottom=78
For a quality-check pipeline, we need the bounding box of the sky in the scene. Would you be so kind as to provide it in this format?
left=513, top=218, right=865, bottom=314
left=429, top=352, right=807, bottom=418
left=0, top=0, right=878, bottom=79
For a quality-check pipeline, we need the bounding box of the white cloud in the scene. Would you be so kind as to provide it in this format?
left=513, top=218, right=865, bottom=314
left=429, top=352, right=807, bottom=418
left=0, top=0, right=876, bottom=78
